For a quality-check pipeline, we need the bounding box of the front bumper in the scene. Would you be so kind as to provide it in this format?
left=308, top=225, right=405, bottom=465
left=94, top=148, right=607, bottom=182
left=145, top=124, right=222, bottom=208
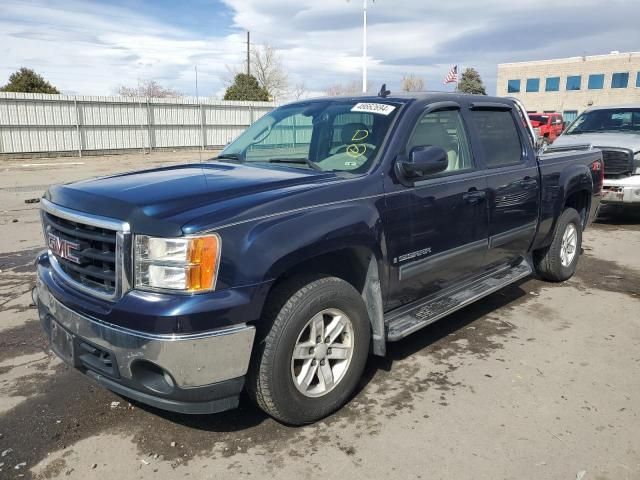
left=36, top=271, right=256, bottom=415
left=602, top=176, right=640, bottom=205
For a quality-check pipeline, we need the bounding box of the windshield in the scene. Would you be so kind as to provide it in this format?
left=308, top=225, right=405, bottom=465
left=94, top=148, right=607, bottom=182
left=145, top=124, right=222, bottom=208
left=566, top=108, right=640, bottom=134
left=217, top=99, right=401, bottom=173
left=529, top=115, right=549, bottom=124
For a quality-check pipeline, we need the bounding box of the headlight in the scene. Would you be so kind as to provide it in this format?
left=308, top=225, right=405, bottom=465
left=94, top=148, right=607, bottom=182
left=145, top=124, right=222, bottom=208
left=134, top=234, right=221, bottom=292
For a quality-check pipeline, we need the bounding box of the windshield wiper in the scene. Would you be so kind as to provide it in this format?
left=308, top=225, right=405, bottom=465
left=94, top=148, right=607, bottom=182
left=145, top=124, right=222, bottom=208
left=265, top=158, right=322, bottom=171
left=216, top=153, right=242, bottom=161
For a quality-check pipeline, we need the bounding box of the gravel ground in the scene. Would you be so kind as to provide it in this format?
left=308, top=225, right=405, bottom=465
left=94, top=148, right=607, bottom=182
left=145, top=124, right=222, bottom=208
left=0, top=152, right=639, bottom=480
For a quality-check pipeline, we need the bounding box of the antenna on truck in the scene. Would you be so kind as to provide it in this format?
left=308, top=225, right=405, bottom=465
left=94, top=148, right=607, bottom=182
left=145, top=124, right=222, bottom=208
left=378, top=83, right=390, bottom=98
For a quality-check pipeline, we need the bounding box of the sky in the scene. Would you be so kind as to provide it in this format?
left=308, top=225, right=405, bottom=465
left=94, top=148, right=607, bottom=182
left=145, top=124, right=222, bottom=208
left=1, top=0, right=639, bottom=99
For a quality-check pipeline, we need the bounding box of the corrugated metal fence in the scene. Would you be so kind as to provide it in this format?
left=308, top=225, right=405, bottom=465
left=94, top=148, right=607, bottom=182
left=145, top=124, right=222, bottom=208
left=0, top=92, right=275, bottom=157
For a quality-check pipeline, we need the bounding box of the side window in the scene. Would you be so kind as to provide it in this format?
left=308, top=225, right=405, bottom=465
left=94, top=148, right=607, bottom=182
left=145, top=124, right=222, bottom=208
left=588, top=74, right=605, bottom=90
left=245, top=113, right=312, bottom=161
left=611, top=72, right=629, bottom=89
left=566, top=75, right=582, bottom=91
left=545, top=77, right=560, bottom=92
left=526, top=78, right=540, bottom=92
left=407, top=109, right=473, bottom=173
left=469, top=110, right=524, bottom=168
left=507, top=79, right=521, bottom=93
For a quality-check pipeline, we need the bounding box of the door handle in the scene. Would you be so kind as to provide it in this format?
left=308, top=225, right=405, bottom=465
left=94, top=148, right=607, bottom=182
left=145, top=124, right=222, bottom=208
left=463, top=189, right=486, bottom=205
left=518, top=177, right=538, bottom=189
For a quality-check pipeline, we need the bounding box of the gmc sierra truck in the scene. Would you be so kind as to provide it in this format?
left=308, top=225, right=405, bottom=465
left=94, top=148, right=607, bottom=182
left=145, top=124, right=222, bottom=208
left=35, top=93, right=603, bottom=425
left=551, top=105, right=640, bottom=208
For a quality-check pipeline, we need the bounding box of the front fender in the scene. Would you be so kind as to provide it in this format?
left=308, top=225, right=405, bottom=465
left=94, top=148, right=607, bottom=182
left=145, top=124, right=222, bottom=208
left=213, top=197, right=388, bottom=292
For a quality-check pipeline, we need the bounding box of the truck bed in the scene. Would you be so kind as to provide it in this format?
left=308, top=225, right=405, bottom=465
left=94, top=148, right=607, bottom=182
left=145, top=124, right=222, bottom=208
left=533, top=146, right=603, bottom=251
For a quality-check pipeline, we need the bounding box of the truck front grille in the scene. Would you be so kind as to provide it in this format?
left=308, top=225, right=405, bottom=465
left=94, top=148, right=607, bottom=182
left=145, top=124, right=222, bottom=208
left=43, top=211, right=117, bottom=296
left=600, top=148, right=633, bottom=176
left=40, top=199, right=130, bottom=301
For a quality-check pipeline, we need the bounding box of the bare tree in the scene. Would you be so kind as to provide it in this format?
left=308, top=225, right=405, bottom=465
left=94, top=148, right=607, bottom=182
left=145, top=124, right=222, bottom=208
left=117, top=80, right=182, bottom=98
left=400, top=74, right=425, bottom=92
left=251, top=44, right=288, bottom=100
left=324, top=83, right=344, bottom=97
left=291, top=82, right=307, bottom=100
left=324, top=80, right=367, bottom=97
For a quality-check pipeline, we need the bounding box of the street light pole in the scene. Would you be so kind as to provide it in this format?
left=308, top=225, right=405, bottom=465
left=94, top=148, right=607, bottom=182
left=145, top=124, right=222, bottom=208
left=362, top=0, right=367, bottom=93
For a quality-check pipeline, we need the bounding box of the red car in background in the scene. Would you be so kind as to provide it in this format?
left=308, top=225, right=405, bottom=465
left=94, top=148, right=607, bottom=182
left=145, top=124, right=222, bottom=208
left=528, top=112, right=565, bottom=146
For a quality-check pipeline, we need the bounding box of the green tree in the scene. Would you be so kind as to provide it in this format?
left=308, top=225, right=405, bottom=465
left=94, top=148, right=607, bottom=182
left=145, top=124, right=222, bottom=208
left=223, top=73, right=269, bottom=101
left=457, top=67, right=486, bottom=95
left=0, top=67, right=60, bottom=94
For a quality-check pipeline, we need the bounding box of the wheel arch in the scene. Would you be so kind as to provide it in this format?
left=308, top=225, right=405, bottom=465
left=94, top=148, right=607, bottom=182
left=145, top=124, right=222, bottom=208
left=564, top=189, right=591, bottom=229
left=261, top=245, right=387, bottom=356
left=536, top=164, right=593, bottom=250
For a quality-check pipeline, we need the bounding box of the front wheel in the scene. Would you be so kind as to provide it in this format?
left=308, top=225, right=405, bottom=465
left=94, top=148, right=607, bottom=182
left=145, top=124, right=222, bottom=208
left=247, top=276, right=370, bottom=425
left=534, top=207, right=583, bottom=282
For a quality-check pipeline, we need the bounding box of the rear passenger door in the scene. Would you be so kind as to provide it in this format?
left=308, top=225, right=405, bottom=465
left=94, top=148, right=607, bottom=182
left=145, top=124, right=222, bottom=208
left=466, top=103, right=539, bottom=267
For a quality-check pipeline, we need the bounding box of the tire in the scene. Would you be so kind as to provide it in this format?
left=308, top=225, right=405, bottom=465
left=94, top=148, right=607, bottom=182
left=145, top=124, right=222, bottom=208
left=247, top=275, right=370, bottom=425
left=534, top=207, right=582, bottom=282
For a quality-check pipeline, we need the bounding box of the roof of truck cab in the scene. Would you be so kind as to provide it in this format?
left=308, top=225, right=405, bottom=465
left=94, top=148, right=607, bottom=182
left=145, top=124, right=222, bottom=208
left=282, top=92, right=516, bottom=106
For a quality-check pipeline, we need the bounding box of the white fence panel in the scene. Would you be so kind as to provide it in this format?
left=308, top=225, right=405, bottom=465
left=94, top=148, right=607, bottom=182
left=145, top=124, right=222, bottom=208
left=0, top=92, right=276, bottom=156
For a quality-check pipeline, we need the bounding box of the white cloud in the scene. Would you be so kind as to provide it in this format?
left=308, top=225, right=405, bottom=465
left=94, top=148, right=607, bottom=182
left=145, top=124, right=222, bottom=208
left=0, top=0, right=247, bottom=96
left=1, top=0, right=639, bottom=97
left=223, top=0, right=640, bottom=94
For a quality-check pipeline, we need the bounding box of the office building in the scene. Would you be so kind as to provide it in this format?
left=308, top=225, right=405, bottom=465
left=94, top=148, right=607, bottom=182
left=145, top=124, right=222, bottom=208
left=497, top=51, right=640, bottom=123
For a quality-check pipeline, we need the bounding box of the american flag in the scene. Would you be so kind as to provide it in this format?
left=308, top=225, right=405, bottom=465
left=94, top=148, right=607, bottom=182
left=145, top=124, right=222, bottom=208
left=443, top=65, right=458, bottom=85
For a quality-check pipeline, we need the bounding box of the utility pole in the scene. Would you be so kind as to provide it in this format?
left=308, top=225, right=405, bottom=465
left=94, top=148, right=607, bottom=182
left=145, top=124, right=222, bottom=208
left=246, top=31, right=251, bottom=76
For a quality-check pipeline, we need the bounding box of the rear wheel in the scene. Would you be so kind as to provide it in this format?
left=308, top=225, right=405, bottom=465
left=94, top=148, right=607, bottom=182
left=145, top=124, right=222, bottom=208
left=247, top=275, right=370, bottom=425
left=534, top=207, right=582, bottom=282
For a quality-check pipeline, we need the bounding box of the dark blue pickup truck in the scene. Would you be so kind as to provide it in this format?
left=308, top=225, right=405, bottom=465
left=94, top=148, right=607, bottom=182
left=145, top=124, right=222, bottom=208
left=35, top=93, right=603, bottom=425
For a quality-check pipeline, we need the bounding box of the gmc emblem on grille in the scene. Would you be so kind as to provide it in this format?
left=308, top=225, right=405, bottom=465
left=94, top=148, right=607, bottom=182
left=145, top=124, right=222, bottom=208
left=47, top=232, right=81, bottom=264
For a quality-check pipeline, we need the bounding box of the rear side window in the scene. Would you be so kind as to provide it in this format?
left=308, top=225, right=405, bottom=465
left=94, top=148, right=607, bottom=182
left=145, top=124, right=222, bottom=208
left=469, top=110, right=523, bottom=168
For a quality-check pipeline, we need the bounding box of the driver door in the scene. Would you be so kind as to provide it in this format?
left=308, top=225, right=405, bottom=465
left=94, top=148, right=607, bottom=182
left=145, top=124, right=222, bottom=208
left=384, top=105, right=490, bottom=309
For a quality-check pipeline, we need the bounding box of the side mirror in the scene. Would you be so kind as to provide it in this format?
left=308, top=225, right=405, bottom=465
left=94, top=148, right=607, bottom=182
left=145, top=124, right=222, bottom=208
left=399, top=146, right=449, bottom=180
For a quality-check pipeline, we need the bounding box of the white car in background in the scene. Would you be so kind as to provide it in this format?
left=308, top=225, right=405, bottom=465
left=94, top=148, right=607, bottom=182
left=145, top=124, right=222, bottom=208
left=552, top=105, right=640, bottom=209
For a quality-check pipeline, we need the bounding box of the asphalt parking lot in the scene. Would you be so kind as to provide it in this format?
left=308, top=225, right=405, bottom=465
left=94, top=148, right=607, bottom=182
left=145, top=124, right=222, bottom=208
left=0, top=152, right=639, bottom=480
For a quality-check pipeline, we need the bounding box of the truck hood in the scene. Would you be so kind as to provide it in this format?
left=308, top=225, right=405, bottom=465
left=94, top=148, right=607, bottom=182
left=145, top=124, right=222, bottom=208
left=45, top=162, right=340, bottom=236
left=553, top=132, right=640, bottom=153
